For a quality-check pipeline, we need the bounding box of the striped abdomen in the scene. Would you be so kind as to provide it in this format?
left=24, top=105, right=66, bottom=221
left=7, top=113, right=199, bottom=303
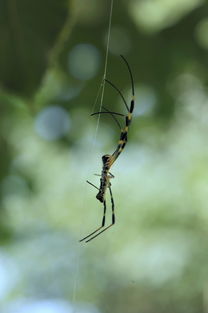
left=111, top=98, right=134, bottom=162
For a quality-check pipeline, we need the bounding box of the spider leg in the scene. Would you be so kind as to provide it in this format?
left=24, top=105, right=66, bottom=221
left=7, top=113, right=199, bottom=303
left=85, top=185, right=115, bottom=243
left=79, top=200, right=107, bottom=242
left=86, top=180, right=99, bottom=190
left=91, top=107, right=123, bottom=130
left=105, top=79, right=129, bottom=112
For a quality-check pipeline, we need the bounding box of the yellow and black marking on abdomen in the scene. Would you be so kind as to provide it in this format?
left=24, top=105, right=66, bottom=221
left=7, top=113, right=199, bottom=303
left=111, top=96, right=134, bottom=163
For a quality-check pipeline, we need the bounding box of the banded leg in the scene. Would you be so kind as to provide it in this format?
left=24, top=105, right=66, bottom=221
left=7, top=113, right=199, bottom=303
left=80, top=180, right=107, bottom=241
left=79, top=200, right=107, bottom=242
left=85, top=185, right=115, bottom=243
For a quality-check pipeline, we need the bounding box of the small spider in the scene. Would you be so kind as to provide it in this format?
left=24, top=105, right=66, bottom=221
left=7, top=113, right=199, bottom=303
left=80, top=55, right=135, bottom=243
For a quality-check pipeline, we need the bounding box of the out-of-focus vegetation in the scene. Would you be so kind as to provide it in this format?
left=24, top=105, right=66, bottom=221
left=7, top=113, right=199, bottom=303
left=1, top=0, right=208, bottom=312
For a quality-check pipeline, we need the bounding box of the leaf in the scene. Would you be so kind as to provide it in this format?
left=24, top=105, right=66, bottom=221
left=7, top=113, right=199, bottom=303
left=0, top=0, right=70, bottom=96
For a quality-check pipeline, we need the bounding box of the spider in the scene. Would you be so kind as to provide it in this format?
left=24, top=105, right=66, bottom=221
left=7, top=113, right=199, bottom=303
left=80, top=55, right=135, bottom=243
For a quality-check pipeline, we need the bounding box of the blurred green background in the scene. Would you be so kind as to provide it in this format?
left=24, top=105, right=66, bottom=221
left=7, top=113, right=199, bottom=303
left=1, top=0, right=208, bottom=312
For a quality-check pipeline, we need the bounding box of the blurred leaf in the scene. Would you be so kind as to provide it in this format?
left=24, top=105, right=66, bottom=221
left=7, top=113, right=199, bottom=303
left=0, top=0, right=70, bottom=96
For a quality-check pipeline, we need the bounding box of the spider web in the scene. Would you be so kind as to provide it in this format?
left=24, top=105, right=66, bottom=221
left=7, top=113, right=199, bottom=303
left=72, top=0, right=114, bottom=311
left=91, top=0, right=114, bottom=145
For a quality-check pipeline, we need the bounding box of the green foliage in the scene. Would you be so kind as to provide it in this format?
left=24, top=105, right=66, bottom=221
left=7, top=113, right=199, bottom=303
left=1, top=1, right=208, bottom=313
left=0, top=0, right=70, bottom=96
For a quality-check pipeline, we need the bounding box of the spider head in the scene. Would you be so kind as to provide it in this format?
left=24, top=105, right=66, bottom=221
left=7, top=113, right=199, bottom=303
left=102, top=154, right=111, bottom=165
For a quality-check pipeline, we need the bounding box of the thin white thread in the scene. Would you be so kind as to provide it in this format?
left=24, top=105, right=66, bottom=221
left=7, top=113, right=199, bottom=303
left=92, top=0, right=114, bottom=144
left=72, top=1, right=114, bottom=312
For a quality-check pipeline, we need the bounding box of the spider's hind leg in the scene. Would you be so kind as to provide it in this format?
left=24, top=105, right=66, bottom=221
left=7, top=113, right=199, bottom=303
left=85, top=185, right=115, bottom=243
left=79, top=200, right=107, bottom=242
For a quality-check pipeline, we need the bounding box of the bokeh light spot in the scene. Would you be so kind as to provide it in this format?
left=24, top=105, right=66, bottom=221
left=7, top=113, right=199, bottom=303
left=134, top=85, right=156, bottom=116
left=68, top=44, right=101, bottom=80
left=6, top=299, right=73, bottom=313
left=35, top=106, right=70, bottom=141
left=104, top=26, right=131, bottom=55
left=129, top=0, right=203, bottom=33
left=0, top=253, right=18, bottom=300
left=195, top=18, right=208, bottom=50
